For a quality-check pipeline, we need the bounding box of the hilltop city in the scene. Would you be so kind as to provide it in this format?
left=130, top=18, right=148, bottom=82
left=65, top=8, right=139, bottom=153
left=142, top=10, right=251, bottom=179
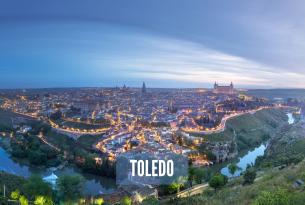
left=0, top=82, right=273, bottom=165
left=1, top=82, right=305, bottom=204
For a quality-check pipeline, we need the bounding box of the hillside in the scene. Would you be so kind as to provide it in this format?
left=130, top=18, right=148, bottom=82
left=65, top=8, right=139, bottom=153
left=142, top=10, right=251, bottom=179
left=256, top=121, right=305, bottom=168
left=166, top=159, right=305, bottom=205
left=199, top=108, right=288, bottom=151
left=163, top=115, right=305, bottom=205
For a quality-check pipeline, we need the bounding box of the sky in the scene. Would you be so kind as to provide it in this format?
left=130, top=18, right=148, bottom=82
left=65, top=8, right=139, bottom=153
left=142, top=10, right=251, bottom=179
left=1, top=0, right=305, bottom=89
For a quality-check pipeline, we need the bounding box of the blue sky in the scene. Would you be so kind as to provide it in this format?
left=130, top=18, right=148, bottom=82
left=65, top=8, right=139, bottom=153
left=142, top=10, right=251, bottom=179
left=1, top=0, right=305, bottom=88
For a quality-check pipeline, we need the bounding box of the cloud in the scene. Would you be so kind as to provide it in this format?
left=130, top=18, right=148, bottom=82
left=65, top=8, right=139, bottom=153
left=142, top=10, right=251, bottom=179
left=91, top=30, right=305, bottom=88
left=1, top=21, right=305, bottom=88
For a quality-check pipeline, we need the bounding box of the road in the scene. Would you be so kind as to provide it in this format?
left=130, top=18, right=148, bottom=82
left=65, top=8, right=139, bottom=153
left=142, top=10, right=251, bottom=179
left=159, top=183, right=209, bottom=203
left=38, top=132, right=60, bottom=152
left=182, top=106, right=273, bottom=135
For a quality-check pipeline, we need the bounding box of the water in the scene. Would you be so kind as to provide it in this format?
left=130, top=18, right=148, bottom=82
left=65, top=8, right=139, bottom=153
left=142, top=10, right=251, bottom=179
left=0, top=147, right=116, bottom=195
left=221, top=112, right=295, bottom=178
left=221, top=144, right=266, bottom=177
left=287, top=113, right=295, bottom=124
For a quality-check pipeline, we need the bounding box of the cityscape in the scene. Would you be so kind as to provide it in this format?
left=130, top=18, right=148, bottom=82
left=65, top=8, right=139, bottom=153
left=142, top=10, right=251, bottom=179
left=0, top=82, right=272, bottom=164
left=2, top=1, right=305, bottom=205
left=2, top=81, right=302, bottom=204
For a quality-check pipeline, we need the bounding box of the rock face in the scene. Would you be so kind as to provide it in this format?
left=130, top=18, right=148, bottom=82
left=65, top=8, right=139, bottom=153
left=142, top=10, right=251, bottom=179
left=258, top=120, right=305, bottom=167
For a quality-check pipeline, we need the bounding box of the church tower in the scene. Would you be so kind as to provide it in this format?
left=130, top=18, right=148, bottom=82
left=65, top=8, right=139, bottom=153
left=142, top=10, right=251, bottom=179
left=214, top=82, right=218, bottom=89
left=142, top=82, right=147, bottom=93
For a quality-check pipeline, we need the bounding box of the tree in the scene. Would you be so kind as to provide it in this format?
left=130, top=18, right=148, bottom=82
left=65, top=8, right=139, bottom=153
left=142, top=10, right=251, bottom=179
left=228, top=163, right=240, bottom=176
left=56, top=175, right=84, bottom=203
left=19, top=195, right=29, bottom=205
left=94, top=197, right=104, bottom=205
left=243, top=167, right=256, bottom=185
left=206, top=151, right=217, bottom=162
left=209, top=174, right=228, bottom=192
left=28, top=150, right=47, bottom=165
left=10, top=190, right=20, bottom=200
left=23, top=175, right=53, bottom=199
left=34, top=196, right=54, bottom=205
left=254, top=189, right=289, bottom=205
left=167, top=183, right=182, bottom=194
left=141, top=197, right=159, bottom=205
left=188, top=167, right=196, bottom=187
left=194, top=168, right=206, bottom=184
left=120, top=196, right=132, bottom=205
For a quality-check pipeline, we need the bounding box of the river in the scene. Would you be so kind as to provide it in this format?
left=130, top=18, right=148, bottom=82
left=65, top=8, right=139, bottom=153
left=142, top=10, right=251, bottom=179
left=221, top=112, right=295, bottom=178
left=1, top=112, right=296, bottom=192
left=287, top=113, right=295, bottom=124
left=0, top=147, right=116, bottom=195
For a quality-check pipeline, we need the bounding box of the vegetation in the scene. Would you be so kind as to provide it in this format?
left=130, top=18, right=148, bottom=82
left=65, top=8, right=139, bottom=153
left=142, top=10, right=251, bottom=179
left=228, top=163, right=240, bottom=176
left=230, top=109, right=287, bottom=151
left=243, top=166, right=257, bottom=185
left=0, top=109, right=24, bottom=131
left=194, top=109, right=287, bottom=151
left=23, top=175, right=53, bottom=200
left=120, top=196, right=132, bottom=205
left=44, top=130, right=116, bottom=177
left=0, top=173, right=54, bottom=205
left=164, top=152, right=305, bottom=205
left=0, top=172, right=27, bottom=197
left=193, top=168, right=209, bottom=184
left=94, top=197, right=104, bottom=205
left=208, top=174, right=228, bottom=192
left=0, top=171, right=115, bottom=205
left=19, top=195, right=29, bottom=205
left=159, top=183, right=184, bottom=196
left=188, top=167, right=195, bottom=187
left=141, top=197, right=159, bottom=205
left=256, top=122, right=305, bottom=168
left=34, top=195, right=54, bottom=205
left=56, top=175, right=84, bottom=204
left=254, top=188, right=289, bottom=205
left=10, top=132, right=61, bottom=167
left=10, top=189, right=20, bottom=200
left=76, top=134, right=103, bottom=150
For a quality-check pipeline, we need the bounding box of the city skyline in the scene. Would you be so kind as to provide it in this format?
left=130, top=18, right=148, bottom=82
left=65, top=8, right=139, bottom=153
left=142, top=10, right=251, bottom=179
left=1, top=1, right=305, bottom=89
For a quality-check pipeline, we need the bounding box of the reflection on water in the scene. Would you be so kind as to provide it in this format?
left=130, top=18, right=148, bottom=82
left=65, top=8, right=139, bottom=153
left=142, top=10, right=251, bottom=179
left=287, top=113, right=295, bottom=124
left=0, top=147, right=116, bottom=195
left=221, top=144, right=266, bottom=177
left=0, top=147, right=31, bottom=176
left=221, top=112, right=295, bottom=178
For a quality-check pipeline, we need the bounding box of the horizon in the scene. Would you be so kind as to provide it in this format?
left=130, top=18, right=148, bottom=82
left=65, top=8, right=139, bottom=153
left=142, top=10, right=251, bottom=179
left=2, top=84, right=305, bottom=90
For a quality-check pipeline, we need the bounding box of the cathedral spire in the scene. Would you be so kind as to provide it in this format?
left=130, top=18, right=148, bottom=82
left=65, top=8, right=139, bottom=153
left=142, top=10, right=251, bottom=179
left=142, top=82, right=146, bottom=93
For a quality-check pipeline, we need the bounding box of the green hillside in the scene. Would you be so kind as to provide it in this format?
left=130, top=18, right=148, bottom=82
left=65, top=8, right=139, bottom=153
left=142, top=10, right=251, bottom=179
left=166, top=159, right=305, bottom=205
left=164, top=116, right=305, bottom=205
left=198, top=108, right=288, bottom=151
left=256, top=121, right=305, bottom=168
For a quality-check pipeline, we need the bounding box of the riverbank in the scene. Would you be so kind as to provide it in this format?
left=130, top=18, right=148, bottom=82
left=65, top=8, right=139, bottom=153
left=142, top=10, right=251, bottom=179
left=220, top=110, right=295, bottom=178
left=161, top=111, right=298, bottom=204
left=0, top=146, right=116, bottom=196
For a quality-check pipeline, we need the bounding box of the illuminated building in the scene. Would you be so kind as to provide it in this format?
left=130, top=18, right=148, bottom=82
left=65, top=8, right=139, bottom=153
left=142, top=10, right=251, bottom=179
left=213, top=82, right=234, bottom=94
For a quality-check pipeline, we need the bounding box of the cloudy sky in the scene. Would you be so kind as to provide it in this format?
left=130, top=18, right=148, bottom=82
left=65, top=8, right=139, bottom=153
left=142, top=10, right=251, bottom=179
left=1, top=0, right=305, bottom=88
